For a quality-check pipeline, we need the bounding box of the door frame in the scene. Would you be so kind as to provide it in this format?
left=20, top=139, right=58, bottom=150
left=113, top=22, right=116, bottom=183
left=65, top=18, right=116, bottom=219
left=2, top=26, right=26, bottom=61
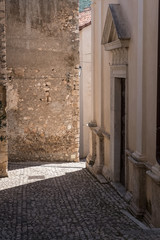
left=110, top=65, right=128, bottom=186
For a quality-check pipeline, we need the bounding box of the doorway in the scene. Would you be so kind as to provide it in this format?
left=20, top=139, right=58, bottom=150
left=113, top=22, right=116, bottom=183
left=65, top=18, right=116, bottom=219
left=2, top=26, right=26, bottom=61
left=120, top=78, right=125, bottom=185
left=114, top=78, right=126, bottom=185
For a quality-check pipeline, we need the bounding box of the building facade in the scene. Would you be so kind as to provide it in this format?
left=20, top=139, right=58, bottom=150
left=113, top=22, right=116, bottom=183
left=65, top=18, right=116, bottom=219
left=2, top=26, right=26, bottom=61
left=0, top=0, right=7, bottom=177
left=0, top=0, right=79, bottom=176
left=79, top=7, right=91, bottom=158
left=87, top=0, right=160, bottom=227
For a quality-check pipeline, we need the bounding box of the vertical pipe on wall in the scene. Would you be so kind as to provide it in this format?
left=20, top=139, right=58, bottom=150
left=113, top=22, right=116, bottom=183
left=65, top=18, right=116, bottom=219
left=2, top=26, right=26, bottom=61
left=156, top=0, right=160, bottom=164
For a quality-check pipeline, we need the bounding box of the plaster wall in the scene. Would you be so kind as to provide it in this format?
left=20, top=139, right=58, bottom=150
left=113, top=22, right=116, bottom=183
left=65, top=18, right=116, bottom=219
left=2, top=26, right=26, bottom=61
left=90, top=0, right=160, bottom=227
left=80, top=25, right=91, bottom=158
left=119, top=0, right=160, bottom=226
left=91, top=1, right=111, bottom=171
left=118, top=0, right=158, bottom=161
left=101, top=2, right=111, bottom=172
left=119, top=0, right=138, bottom=152
left=101, top=2, right=110, bottom=133
left=91, top=0, right=157, bottom=169
left=119, top=0, right=158, bottom=163
left=6, top=0, right=79, bottom=162
left=143, top=0, right=158, bottom=165
left=93, top=0, right=102, bottom=127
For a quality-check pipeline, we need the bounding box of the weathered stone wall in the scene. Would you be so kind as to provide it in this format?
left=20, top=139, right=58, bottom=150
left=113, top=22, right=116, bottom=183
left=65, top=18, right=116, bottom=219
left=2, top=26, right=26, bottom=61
left=6, top=0, right=79, bottom=162
left=0, top=0, right=8, bottom=176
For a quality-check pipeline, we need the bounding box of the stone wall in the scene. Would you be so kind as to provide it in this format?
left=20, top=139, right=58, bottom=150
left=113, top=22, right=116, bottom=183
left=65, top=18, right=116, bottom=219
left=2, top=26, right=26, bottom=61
left=6, top=0, right=79, bottom=162
left=0, top=0, right=8, bottom=176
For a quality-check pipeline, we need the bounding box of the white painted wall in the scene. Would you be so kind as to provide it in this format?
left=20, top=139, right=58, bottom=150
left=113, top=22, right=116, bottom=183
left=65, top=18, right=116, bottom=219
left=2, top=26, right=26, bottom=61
left=79, top=24, right=92, bottom=158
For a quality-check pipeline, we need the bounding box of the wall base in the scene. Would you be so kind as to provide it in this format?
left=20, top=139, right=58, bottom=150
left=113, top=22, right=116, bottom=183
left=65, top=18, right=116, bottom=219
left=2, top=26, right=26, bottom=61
left=0, top=161, right=8, bottom=177
left=86, top=160, right=107, bottom=184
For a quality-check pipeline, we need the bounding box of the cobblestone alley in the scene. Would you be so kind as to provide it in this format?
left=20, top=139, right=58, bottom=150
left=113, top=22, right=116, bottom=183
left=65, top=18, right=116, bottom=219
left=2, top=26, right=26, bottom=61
left=0, top=161, right=160, bottom=240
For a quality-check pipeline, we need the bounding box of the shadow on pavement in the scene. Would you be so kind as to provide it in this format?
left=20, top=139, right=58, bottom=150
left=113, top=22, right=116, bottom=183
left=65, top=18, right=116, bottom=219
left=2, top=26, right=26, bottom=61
left=0, top=167, right=159, bottom=240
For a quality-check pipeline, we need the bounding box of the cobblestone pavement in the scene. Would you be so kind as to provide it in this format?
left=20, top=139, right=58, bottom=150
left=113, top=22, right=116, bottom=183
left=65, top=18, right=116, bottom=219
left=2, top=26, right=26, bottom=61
left=0, top=161, right=160, bottom=240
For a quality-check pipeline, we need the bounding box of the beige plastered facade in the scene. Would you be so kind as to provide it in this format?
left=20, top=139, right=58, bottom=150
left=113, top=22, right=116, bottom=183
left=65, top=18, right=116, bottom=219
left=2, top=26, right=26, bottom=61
left=87, top=0, right=160, bottom=227
left=79, top=24, right=92, bottom=158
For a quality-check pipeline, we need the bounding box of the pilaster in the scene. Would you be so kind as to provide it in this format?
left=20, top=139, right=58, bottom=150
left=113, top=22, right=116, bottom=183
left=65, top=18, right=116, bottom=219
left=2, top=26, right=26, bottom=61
left=133, top=0, right=145, bottom=160
left=146, top=164, right=160, bottom=227
left=86, top=122, right=106, bottom=183
left=127, top=153, right=147, bottom=219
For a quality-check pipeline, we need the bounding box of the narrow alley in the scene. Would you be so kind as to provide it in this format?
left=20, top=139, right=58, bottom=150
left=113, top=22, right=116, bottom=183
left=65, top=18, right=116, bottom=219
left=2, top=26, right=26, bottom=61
left=0, top=161, right=160, bottom=240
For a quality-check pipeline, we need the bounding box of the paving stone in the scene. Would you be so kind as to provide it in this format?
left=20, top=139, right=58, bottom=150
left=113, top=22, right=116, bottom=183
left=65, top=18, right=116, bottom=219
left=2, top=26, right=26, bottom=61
left=0, top=161, right=160, bottom=239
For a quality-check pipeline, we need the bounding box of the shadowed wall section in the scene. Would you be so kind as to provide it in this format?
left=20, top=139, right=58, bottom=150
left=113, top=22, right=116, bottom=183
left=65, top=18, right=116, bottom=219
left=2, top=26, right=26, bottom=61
left=6, top=0, right=79, bottom=162
left=0, top=0, right=8, bottom=177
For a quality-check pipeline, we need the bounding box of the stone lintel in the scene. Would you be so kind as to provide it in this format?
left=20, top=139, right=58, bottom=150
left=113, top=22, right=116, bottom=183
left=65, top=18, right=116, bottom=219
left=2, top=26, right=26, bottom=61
left=104, top=39, right=130, bottom=51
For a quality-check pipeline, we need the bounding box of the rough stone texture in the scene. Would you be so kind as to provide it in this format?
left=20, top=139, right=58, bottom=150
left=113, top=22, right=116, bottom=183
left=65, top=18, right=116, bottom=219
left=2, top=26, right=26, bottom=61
left=0, top=0, right=8, bottom=177
left=6, top=0, right=79, bottom=162
left=0, top=161, right=160, bottom=239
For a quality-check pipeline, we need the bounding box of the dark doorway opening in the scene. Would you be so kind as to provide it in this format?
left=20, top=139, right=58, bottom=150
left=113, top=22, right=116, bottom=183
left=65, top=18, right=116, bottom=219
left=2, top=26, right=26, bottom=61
left=114, top=77, right=126, bottom=185
left=120, top=78, right=126, bottom=185
left=156, top=0, right=160, bottom=164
